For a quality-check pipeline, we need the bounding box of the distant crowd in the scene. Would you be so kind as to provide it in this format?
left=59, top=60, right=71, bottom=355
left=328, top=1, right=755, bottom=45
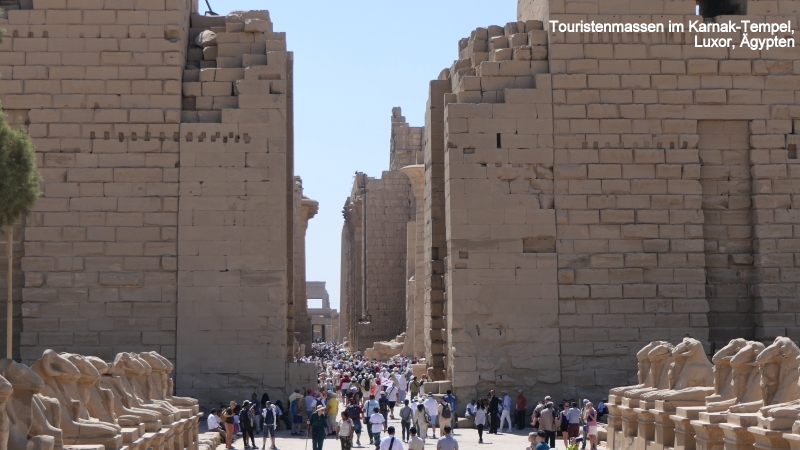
left=205, top=342, right=609, bottom=450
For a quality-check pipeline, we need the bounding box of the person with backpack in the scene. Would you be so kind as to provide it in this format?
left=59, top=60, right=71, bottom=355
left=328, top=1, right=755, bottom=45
left=443, top=391, right=457, bottom=430
left=239, top=401, right=256, bottom=449
left=399, top=400, right=413, bottom=442
left=437, top=397, right=452, bottom=439
left=346, top=399, right=363, bottom=446
left=290, top=391, right=304, bottom=435
left=261, top=401, right=277, bottom=450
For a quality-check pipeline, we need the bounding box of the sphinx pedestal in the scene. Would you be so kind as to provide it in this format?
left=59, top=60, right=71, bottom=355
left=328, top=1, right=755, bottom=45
left=784, top=433, right=800, bottom=450
left=750, top=426, right=790, bottom=450
left=608, top=395, right=624, bottom=450
left=720, top=413, right=758, bottom=450
left=616, top=397, right=643, bottom=450
left=633, top=403, right=656, bottom=450
left=671, top=405, right=706, bottom=450
left=690, top=412, right=728, bottom=450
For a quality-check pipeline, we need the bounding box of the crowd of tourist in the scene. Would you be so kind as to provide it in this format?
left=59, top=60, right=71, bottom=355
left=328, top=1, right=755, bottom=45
left=205, top=342, right=608, bottom=450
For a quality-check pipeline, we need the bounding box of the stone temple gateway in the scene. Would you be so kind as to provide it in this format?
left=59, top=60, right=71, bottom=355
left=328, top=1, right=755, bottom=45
left=1, top=0, right=800, bottom=410
left=340, top=0, right=800, bottom=407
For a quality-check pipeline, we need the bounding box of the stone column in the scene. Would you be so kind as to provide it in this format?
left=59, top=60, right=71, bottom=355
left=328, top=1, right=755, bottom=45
left=296, top=198, right=319, bottom=351
left=401, top=165, right=426, bottom=358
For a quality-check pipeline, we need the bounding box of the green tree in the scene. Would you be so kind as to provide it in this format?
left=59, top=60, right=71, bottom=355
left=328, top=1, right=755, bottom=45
left=0, top=15, right=42, bottom=358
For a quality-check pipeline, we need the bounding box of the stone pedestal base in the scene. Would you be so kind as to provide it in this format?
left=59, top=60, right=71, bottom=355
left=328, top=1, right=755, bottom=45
left=671, top=406, right=706, bottom=450
left=749, top=426, right=790, bottom=450
left=63, top=434, right=123, bottom=450
left=621, top=402, right=641, bottom=443
left=608, top=398, right=624, bottom=450
left=691, top=412, right=728, bottom=450
left=720, top=413, right=758, bottom=450
left=784, top=433, right=800, bottom=450
left=634, top=406, right=656, bottom=450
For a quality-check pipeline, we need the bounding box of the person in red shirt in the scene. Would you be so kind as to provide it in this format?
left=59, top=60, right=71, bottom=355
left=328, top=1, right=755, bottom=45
left=516, top=391, right=528, bottom=430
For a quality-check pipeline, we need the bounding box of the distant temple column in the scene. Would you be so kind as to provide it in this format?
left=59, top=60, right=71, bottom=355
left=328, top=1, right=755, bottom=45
left=401, top=165, right=426, bottom=358
left=296, top=197, right=319, bottom=352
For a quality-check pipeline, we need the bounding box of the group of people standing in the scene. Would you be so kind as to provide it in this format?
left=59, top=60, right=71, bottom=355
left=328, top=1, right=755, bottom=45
left=463, top=391, right=606, bottom=450
left=207, top=342, right=608, bottom=450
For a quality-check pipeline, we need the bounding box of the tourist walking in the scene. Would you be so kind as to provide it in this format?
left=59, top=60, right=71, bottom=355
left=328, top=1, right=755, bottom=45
left=436, top=426, right=458, bottom=450
left=487, top=390, right=500, bottom=434
left=443, top=390, right=457, bottom=430
left=407, top=428, right=424, bottom=450
left=336, top=411, right=354, bottom=450
left=560, top=402, right=570, bottom=447
left=474, top=400, right=487, bottom=444
left=345, top=399, right=363, bottom=446
left=399, top=400, right=413, bottom=442
left=437, top=397, right=451, bottom=438
left=413, top=404, right=429, bottom=442
left=369, top=407, right=386, bottom=449
left=308, top=405, right=328, bottom=450
left=378, top=426, right=404, bottom=450
left=386, top=384, right=399, bottom=419
left=538, top=402, right=557, bottom=448
left=500, top=391, right=513, bottom=433
left=424, top=395, right=439, bottom=438
left=409, top=377, right=420, bottom=399
left=326, top=393, right=339, bottom=436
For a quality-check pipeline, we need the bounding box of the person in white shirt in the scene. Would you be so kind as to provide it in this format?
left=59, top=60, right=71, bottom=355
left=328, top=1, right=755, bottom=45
left=369, top=407, right=386, bottom=448
left=500, top=391, right=513, bottom=433
left=395, top=372, right=407, bottom=403
left=207, top=409, right=226, bottom=441
left=465, top=399, right=477, bottom=425
left=386, top=384, right=399, bottom=419
left=379, top=426, right=405, bottom=450
left=424, top=395, right=439, bottom=438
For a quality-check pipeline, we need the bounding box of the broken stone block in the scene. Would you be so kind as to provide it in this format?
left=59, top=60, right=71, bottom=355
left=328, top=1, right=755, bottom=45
left=194, top=29, right=217, bottom=47
left=244, top=18, right=272, bottom=33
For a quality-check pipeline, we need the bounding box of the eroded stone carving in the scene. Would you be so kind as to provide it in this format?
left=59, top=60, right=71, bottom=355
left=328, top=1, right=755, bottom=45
left=31, top=350, right=122, bottom=450
left=706, top=339, right=764, bottom=412
left=0, top=359, right=60, bottom=450
left=639, top=337, right=714, bottom=402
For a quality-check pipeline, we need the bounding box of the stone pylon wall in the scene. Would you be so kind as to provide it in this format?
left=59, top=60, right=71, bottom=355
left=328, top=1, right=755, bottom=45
left=0, top=0, right=192, bottom=364
left=0, top=3, right=296, bottom=406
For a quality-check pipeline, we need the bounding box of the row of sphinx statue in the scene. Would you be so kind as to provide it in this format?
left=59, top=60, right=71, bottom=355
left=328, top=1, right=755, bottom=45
left=0, top=349, right=220, bottom=450
left=606, top=336, right=800, bottom=450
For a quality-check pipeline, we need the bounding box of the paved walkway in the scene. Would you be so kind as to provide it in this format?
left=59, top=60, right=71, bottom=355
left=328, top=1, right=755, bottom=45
left=213, top=415, right=584, bottom=450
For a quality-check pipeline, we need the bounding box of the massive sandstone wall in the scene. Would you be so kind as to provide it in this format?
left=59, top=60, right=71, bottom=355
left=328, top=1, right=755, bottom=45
left=406, top=0, right=800, bottom=404
left=0, top=1, right=298, bottom=405
left=340, top=169, right=412, bottom=352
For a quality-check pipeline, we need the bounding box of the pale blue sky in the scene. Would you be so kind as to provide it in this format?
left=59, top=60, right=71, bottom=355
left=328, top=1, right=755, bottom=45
left=210, top=0, right=516, bottom=311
